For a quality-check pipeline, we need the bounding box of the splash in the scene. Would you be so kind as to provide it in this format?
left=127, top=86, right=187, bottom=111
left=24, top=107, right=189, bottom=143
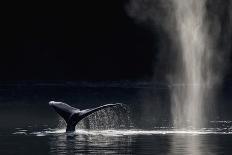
left=57, top=104, right=132, bottom=130
left=28, top=128, right=232, bottom=137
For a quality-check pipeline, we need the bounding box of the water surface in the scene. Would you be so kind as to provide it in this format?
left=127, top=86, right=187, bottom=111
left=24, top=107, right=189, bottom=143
left=0, top=83, right=231, bottom=154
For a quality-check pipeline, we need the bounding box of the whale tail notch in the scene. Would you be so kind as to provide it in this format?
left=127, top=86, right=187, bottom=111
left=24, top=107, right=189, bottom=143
left=49, top=101, right=122, bottom=132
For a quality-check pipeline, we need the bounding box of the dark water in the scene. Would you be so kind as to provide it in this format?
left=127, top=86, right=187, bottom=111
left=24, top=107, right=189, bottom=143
left=0, top=82, right=232, bottom=154
left=1, top=128, right=232, bottom=155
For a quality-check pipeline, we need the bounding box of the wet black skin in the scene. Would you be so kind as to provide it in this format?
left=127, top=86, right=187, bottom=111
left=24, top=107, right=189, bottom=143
left=49, top=101, right=122, bottom=132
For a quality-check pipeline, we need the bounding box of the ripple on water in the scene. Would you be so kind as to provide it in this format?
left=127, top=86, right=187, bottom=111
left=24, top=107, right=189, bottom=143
left=12, top=131, right=27, bottom=135
left=11, top=128, right=231, bottom=137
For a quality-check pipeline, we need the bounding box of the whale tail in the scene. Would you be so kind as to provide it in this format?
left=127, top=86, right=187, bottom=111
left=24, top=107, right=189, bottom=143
left=49, top=101, right=122, bottom=132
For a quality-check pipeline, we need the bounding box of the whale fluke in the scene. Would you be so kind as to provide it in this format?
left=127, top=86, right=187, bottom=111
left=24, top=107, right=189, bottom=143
left=49, top=101, right=122, bottom=132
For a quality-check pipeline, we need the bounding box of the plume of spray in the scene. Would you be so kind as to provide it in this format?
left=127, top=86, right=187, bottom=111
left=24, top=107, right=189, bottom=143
left=127, top=0, right=232, bottom=129
left=171, top=0, right=213, bottom=128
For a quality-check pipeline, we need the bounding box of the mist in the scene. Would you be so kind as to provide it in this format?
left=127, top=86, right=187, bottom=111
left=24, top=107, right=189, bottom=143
left=127, top=0, right=232, bottom=128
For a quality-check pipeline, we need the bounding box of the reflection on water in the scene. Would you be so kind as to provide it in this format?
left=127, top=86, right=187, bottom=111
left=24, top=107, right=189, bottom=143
left=11, top=127, right=227, bottom=154
left=9, top=120, right=232, bottom=154
left=49, top=132, right=133, bottom=154
left=170, top=134, right=214, bottom=155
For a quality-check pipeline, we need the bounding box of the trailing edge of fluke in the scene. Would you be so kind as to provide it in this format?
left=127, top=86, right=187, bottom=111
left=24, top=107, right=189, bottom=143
left=49, top=101, right=122, bottom=132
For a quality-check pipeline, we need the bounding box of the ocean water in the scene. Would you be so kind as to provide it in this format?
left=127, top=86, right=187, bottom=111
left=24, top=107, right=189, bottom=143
left=0, top=82, right=231, bottom=154
left=2, top=127, right=232, bottom=154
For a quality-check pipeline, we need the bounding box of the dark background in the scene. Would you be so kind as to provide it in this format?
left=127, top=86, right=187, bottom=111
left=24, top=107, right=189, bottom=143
left=0, top=1, right=159, bottom=81
left=0, top=1, right=231, bottom=83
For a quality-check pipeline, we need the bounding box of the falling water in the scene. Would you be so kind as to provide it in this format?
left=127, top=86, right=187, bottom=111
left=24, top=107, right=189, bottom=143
left=78, top=106, right=132, bottom=130
left=57, top=105, right=132, bottom=130
left=171, top=0, right=213, bottom=129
